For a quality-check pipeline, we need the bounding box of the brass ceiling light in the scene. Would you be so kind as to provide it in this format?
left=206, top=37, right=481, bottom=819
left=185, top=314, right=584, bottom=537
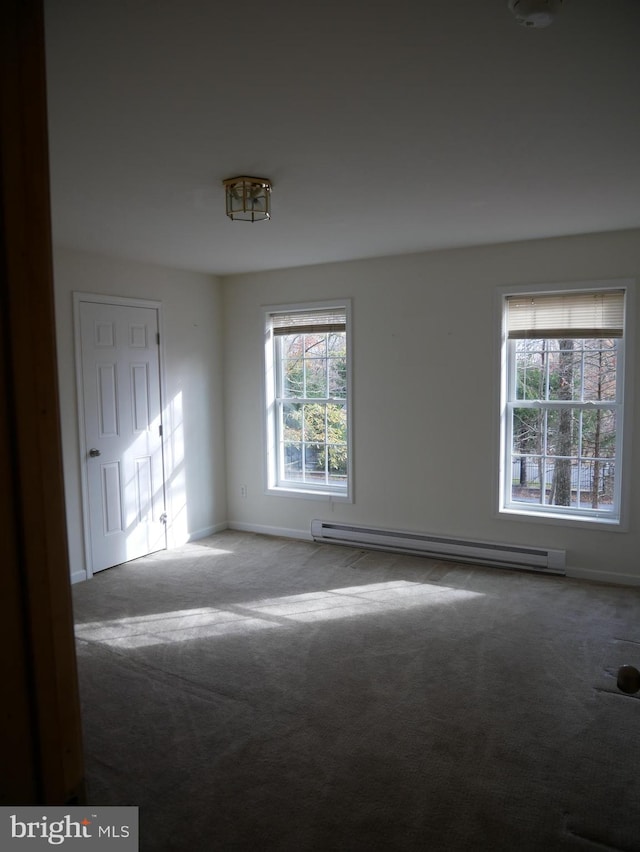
left=223, top=176, right=272, bottom=222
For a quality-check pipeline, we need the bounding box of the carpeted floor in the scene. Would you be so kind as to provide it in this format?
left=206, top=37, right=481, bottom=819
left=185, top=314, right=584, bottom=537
left=72, top=530, right=640, bottom=851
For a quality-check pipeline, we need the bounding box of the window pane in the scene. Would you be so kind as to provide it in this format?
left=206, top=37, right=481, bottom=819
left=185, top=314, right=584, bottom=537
left=328, top=332, right=346, bottom=356
left=305, top=357, right=327, bottom=398
left=282, top=357, right=304, bottom=397
left=546, top=408, right=578, bottom=457
left=544, top=458, right=578, bottom=507
left=282, top=443, right=302, bottom=480
left=328, top=354, right=347, bottom=398
left=546, top=343, right=582, bottom=402
left=582, top=341, right=618, bottom=402
left=304, top=443, right=325, bottom=481
left=281, top=334, right=304, bottom=359
left=327, top=444, right=348, bottom=482
left=282, top=402, right=302, bottom=442
left=580, top=409, right=616, bottom=459
left=577, top=460, right=615, bottom=510
left=303, top=334, right=326, bottom=357
left=510, top=454, right=544, bottom=504
left=326, top=403, right=347, bottom=445
left=515, top=341, right=546, bottom=400
left=512, top=407, right=543, bottom=456
left=303, top=403, right=327, bottom=443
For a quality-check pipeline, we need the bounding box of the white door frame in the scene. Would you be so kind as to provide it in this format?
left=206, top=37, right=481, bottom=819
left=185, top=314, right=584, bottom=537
left=73, top=292, right=167, bottom=579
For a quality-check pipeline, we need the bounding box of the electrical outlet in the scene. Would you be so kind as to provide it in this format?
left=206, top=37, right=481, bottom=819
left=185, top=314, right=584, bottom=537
left=240, top=484, right=247, bottom=498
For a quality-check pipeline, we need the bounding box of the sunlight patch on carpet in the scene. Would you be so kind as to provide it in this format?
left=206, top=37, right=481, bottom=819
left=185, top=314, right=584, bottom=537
left=75, top=580, right=484, bottom=648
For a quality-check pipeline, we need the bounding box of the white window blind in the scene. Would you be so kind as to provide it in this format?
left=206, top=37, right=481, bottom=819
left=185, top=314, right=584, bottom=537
left=271, top=308, right=346, bottom=336
left=507, top=290, right=625, bottom=339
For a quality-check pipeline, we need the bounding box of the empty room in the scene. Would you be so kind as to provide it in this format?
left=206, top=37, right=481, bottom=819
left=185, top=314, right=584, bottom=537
left=3, top=0, right=640, bottom=849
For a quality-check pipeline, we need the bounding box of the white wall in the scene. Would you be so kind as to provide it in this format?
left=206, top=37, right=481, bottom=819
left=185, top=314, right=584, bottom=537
left=53, top=247, right=227, bottom=582
left=222, top=229, right=640, bottom=585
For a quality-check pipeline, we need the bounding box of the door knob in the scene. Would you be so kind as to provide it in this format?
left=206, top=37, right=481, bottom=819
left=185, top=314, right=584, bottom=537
left=89, top=448, right=101, bottom=458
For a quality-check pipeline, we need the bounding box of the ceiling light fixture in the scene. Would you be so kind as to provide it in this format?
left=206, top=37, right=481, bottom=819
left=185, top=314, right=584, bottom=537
left=223, top=176, right=272, bottom=222
left=507, top=0, right=562, bottom=28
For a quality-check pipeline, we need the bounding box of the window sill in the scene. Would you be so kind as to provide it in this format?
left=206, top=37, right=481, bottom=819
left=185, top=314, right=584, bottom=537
left=498, top=505, right=624, bottom=531
left=266, top=485, right=352, bottom=503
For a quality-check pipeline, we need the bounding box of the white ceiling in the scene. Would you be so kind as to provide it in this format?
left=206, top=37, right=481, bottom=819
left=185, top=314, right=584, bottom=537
left=44, top=0, right=640, bottom=276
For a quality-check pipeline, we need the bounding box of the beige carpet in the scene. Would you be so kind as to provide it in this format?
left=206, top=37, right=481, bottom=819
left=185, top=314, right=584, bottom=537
left=72, top=531, right=640, bottom=851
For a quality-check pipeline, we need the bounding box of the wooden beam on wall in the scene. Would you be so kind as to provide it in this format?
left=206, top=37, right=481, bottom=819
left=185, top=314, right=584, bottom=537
left=0, top=0, right=85, bottom=805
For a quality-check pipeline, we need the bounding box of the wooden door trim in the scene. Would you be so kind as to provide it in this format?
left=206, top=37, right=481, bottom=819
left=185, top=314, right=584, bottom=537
left=0, top=0, right=85, bottom=803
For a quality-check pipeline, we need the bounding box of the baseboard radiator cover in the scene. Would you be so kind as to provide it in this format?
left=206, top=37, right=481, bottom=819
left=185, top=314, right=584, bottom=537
left=310, top=520, right=566, bottom=575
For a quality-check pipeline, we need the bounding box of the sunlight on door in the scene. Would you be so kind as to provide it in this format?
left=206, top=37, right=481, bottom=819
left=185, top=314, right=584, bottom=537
left=161, top=389, right=187, bottom=547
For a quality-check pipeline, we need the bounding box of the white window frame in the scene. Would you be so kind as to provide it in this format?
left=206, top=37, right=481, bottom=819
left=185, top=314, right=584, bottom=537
left=496, top=279, right=635, bottom=529
left=263, top=299, right=353, bottom=502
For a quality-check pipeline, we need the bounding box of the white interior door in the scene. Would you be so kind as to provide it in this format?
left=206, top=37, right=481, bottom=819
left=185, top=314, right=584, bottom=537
left=78, top=298, right=166, bottom=573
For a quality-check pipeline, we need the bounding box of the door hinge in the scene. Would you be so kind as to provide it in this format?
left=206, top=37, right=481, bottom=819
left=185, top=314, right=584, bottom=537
left=159, top=424, right=163, bottom=437
left=156, top=332, right=160, bottom=345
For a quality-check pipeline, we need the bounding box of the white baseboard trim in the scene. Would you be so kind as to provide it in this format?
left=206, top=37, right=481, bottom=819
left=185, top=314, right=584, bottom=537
left=567, top=566, right=640, bottom=587
left=70, top=569, right=87, bottom=585
left=227, top=521, right=313, bottom=542
left=188, top=522, right=228, bottom=542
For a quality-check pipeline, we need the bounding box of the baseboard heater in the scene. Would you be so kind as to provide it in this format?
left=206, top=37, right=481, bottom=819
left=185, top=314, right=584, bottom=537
left=310, top=520, right=566, bottom=575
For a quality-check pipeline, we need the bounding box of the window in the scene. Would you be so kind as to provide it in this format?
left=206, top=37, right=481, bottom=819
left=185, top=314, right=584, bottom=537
left=499, top=285, right=631, bottom=524
left=264, top=301, right=352, bottom=499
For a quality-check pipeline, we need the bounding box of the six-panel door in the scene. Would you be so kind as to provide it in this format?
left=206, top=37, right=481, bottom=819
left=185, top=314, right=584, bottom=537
left=79, top=301, right=166, bottom=572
